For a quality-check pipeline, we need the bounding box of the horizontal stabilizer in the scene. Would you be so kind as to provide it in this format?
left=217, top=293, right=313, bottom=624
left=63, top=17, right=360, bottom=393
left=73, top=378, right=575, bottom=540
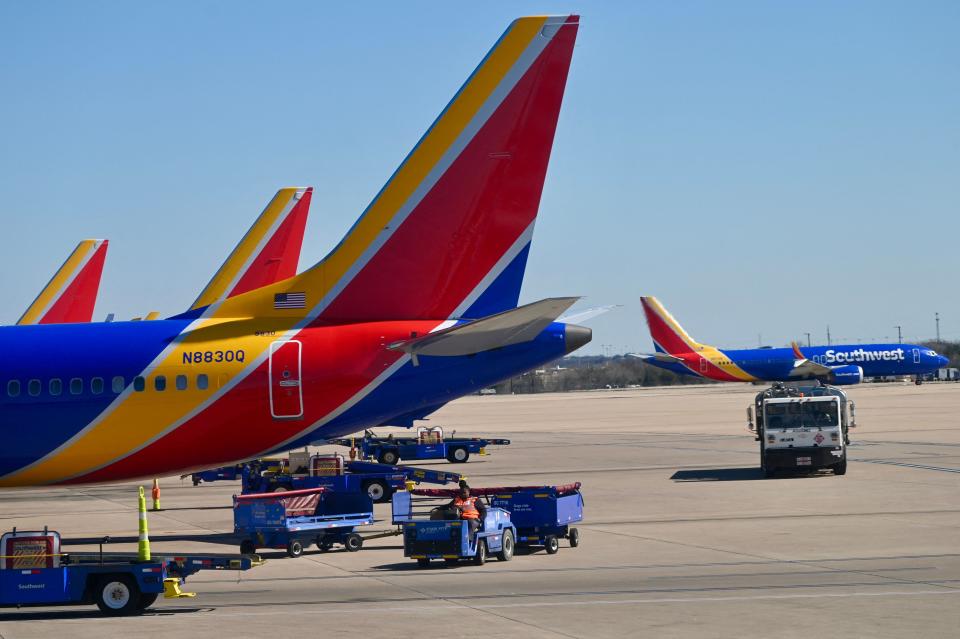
left=629, top=352, right=686, bottom=365
left=559, top=305, right=619, bottom=325
left=388, top=297, right=578, bottom=363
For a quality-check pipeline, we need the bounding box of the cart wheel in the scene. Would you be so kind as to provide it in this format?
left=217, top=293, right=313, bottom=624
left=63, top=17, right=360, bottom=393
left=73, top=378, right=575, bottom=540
left=240, top=540, right=256, bottom=555
left=271, top=483, right=291, bottom=492
left=96, top=575, right=142, bottom=616
left=417, top=558, right=430, bottom=568
left=344, top=533, right=363, bottom=552
left=569, top=528, right=580, bottom=548
left=364, top=479, right=390, bottom=503
left=287, top=540, right=304, bottom=558
left=444, top=558, right=459, bottom=566
left=448, top=447, right=470, bottom=463
left=379, top=450, right=399, bottom=465
left=316, top=536, right=333, bottom=552
left=137, top=592, right=159, bottom=611
left=192, top=477, right=201, bottom=486
left=763, top=466, right=776, bottom=479
left=497, top=529, right=514, bottom=561
left=544, top=535, right=559, bottom=555
left=473, top=539, right=487, bottom=565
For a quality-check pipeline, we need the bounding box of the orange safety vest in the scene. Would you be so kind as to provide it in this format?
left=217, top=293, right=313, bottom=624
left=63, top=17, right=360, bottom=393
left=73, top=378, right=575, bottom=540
left=453, top=496, right=480, bottom=520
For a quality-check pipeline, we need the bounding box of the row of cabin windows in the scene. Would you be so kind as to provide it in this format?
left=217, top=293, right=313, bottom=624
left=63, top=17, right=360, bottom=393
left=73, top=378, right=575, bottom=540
left=6, top=374, right=210, bottom=398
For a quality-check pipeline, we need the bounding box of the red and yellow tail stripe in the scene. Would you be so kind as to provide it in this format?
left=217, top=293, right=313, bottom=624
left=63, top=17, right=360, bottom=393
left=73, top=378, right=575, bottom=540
left=18, top=239, right=108, bottom=325
left=641, top=296, right=756, bottom=382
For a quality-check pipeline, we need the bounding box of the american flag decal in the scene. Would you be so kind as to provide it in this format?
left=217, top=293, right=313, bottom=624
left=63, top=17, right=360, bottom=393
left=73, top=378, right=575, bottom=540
left=274, top=292, right=306, bottom=309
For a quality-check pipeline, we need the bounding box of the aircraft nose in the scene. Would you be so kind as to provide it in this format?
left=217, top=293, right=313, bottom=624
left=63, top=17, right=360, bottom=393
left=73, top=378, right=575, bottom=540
left=938, top=355, right=950, bottom=367
left=564, top=324, right=592, bottom=354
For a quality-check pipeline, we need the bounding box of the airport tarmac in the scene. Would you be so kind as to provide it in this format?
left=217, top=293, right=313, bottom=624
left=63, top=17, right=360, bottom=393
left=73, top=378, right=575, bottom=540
left=1, top=381, right=958, bottom=638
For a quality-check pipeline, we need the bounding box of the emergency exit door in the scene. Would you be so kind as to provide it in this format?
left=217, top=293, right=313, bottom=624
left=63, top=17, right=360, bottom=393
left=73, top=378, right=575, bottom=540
left=269, top=340, right=303, bottom=419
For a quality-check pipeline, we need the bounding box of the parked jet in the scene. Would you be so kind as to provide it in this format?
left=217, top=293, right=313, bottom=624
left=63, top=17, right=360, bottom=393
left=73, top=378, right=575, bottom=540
left=0, top=15, right=588, bottom=486
left=17, top=239, right=109, bottom=325
left=635, top=296, right=948, bottom=385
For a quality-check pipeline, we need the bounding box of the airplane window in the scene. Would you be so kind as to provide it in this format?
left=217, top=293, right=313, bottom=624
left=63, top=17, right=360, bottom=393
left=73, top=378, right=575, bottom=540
left=196, top=374, right=209, bottom=390
left=49, top=379, right=62, bottom=396
left=154, top=375, right=166, bottom=391
left=112, top=376, right=125, bottom=393
left=176, top=375, right=188, bottom=391
left=28, top=380, right=41, bottom=397
left=7, top=380, right=20, bottom=397
left=134, top=376, right=146, bottom=392
left=69, top=378, right=83, bottom=395
left=91, top=377, right=104, bottom=395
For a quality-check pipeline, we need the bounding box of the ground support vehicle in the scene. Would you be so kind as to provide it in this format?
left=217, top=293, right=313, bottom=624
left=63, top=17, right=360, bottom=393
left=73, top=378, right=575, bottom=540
left=242, top=453, right=463, bottom=503
left=402, top=484, right=584, bottom=555
left=747, top=382, right=855, bottom=477
left=331, top=426, right=511, bottom=464
left=0, top=529, right=261, bottom=615
left=233, top=487, right=373, bottom=557
left=391, top=491, right=516, bottom=568
left=488, top=483, right=583, bottom=553
left=185, top=457, right=287, bottom=486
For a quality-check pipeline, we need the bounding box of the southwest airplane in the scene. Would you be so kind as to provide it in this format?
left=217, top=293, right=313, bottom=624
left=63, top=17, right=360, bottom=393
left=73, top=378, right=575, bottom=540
left=636, top=296, right=948, bottom=385
left=0, top=15, right=589, bottom=487
left=17, top=239, right=109, bottom=325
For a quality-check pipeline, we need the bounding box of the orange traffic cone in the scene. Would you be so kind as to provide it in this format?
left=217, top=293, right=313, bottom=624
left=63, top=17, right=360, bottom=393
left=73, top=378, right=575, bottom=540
left=151, top=478, right=161, bottom=511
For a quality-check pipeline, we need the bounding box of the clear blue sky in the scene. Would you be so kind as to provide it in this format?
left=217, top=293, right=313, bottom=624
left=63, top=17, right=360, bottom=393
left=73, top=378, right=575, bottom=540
left=1, top=1, right=957, bottom=353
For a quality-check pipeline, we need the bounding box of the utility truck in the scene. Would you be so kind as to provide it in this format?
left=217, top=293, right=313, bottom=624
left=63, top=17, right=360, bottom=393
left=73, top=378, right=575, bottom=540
left=747, top=382, right=855, bottom=477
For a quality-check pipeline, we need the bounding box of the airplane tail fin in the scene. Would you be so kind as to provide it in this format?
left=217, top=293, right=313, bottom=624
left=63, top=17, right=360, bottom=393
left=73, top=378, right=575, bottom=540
left=639, top=296, right=702, bottom=355
left=211, top=16, right=579, bottom=323
left=18, top=239, right=109, bottom=325
left=190, top=187, right=312, bottom=311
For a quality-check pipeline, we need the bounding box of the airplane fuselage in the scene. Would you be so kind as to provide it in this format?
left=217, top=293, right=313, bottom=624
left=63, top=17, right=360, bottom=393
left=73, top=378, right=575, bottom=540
left=647, top=343, right=947, bottom=382
left=0, top=319, right=578, bottom=486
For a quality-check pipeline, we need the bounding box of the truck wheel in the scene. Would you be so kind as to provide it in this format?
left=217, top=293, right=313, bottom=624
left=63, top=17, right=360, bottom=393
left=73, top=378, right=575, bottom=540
left=447, top=447, right=470, bottom=463
left=379, top=450, right=399, bottom=465
left=497, top=529, right=514, bottom=561
left=417, top=558, right=431, bottom=568
left=363, top=479, right=390, bottom=503
left=569, top=527, right=581, bottom=548
left=544, top=535, right=559, bottom=555
left=287, top=540, right=304, bottom=558
left=344, top=533, right=363, bottom=552
left=240, top=540, right=257, bottom=554
left=834, top=458, right=847, bottom=476
left=95, top=575, right=142, bottom=616
left=137, top=592, right=159, bottom=611
left=473, top=539, right=487, bottom=565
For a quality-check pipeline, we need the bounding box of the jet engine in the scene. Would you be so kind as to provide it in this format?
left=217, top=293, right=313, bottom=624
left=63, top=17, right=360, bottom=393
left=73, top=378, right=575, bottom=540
left=828, top=365, right=864, bottom=385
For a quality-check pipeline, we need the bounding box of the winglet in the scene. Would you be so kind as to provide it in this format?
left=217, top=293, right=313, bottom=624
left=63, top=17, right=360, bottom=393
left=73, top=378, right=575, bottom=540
left=18, top=239, right=109, bottom=325
left=190, top=187, right=312, bottom=311
left=791, top=341, right=805, bottom=360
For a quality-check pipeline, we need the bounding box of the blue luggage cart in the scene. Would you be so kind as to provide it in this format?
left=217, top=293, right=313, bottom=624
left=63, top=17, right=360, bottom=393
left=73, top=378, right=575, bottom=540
left=489, top=483, right=583, bottom=554
left=233, top=487, right=373, bottom=557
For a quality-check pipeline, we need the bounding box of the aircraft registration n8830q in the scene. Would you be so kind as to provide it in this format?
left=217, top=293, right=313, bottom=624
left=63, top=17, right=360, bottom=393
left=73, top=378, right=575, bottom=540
left=0, top=15, right=591, bottom=487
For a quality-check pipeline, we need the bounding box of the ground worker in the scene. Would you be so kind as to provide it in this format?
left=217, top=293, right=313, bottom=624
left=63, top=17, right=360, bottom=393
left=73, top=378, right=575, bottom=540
left=448, top=481, right=485, bottom=536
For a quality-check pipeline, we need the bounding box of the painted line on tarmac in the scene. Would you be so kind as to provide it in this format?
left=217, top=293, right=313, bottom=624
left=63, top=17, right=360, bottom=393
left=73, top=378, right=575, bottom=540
left=165, top=588, right=960, bottom=618
left=854, top=459, right=960, bottom=474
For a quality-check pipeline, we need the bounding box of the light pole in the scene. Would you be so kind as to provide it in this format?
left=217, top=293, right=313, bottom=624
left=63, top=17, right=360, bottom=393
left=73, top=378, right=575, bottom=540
left=826, top=325, right=831, bottom=346
left=895, top=325, right=902, bottom=343
left=804, top=332, right=811, bottom=347
left=936, top=312, right=941, bottom=343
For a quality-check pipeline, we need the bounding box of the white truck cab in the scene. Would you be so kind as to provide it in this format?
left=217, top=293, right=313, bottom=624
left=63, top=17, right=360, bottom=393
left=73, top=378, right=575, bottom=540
left=747, top=382, right=855, bottom=477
